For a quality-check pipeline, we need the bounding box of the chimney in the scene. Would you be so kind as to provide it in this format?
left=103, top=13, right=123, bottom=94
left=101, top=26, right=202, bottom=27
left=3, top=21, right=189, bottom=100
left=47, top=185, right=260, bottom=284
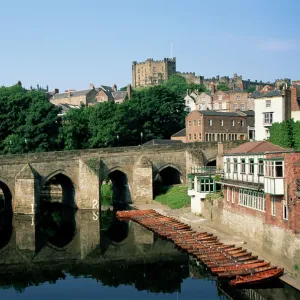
left=54, top=88, right=59, bottom=94
left=127, top=84, right=132, bottom=99
left=217, top=142, right=224, bottom=170
left=90, top=83, right=95, bottom=89
left=17, top=80, right=22, bottom=86
left=67, top=91, right=71, bottom=97
left=112, top=84, right=117, bottom=92
left=210, top=82, right=215, bottom=94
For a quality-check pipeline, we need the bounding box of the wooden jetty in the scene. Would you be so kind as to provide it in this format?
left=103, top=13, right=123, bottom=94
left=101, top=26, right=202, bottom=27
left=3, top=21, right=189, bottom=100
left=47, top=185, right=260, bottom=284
left=116, top=209, right=283, bottom=286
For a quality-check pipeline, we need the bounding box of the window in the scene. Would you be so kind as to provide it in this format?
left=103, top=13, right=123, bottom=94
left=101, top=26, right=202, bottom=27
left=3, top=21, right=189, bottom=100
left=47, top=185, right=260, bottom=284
left=198, top=133, right=201, bottom=140
left=188, top=120, right=192, bottom=127
left=231, top=120, right=235, bottom=127
left=209, top=119, right=212, bottom=126
left=237, top=95, right=241, bottom=101
left=266, top=100, right=271, bottom=107
left=233, top=159, right=238, bottom=173
left=258, top=159, right=264, bottom=175
left=271, top=197, right=276, bottom=216
left=226, top=158, right=231, bottom=173
left=193, top=120, right=197, bottom=126
left=197, top=178, right=215, bottom=193
left=249, top=158, right=254, bottom=174
left=240, top=104, right=245, bottom=111
left=188, top=134, right=192, bottom=140
left=238, top=189, right=266, bottom=212
left=218, top=95, right=222, bottom=101
left=265, top=129, right=270, bottom=139
left=188, top=176, right=195, bottom=190
left=220, top=120, right=224, bottom=126
left=198, top=119, right=201, bottom=126
left=231, top=187, right=235, bottom=203
left=240, top=120, right=244, bottom=126
left=214, top=103, right=219, bottom=110
left=263, top=112, right=273, bottom=125
left=198, top=105, right=201, bottom=110
left=222, top=102, right=226, bottom=110
left=283, top=200, right=288, bottom=220
left=265, top=160, right=284, bottom=178
left=233, top=104, right=238, bottom=111
left=194, top=133, right=197, bottom=140
left=227, top=187, right=230, bottom=202
left=241, top=159, right=246, bottom=173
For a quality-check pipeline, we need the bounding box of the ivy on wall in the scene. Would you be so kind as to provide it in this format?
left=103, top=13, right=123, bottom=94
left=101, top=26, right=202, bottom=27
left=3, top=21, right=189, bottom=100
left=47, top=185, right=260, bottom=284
left=87, top=158, right=100, bottom=176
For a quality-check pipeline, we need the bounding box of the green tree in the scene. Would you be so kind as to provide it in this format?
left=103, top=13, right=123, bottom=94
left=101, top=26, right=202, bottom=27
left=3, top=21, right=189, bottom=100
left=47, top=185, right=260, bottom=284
left=163, top=74, right=188, bottom=97
left=292, top=121, right=300, bottom=150
left=58, top=106, right=90, bottom=150
left=217, top=83, right=230, bottom=91
left=246, top=85, right=256, bottom=93
left=269, top=119, right=294, bottom=148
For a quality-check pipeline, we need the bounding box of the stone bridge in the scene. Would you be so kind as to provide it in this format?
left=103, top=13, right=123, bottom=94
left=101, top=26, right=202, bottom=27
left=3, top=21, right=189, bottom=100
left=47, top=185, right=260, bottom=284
left=0, top=141, right=242, bottom=214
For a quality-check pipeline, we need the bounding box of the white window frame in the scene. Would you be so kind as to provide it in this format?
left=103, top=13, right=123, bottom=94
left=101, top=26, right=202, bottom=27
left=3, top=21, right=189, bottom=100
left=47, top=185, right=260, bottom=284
left=209, top=119, right=212, bottom=126
left=218, top=95, right=222, bottom=101
left=263, top=112, right=273, bottom=125
left=231, top=187, right=235, bottom=203
left=271, top=197, right=276, bottom=216
left=232, top=120, right=235, bottom=127
left=227, top=187, right=230, bottom=202
left=265, top=100, right=271, bottom=108
left=283, top=199, right=288, bottom=220
left=222, top=102, right=226, bottom=110
left=220, top=120, right=224, bottom=126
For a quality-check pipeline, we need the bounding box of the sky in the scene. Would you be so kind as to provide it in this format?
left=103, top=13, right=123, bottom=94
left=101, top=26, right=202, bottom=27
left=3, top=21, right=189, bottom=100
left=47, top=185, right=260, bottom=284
left=0, top=0, right=299, bottom=92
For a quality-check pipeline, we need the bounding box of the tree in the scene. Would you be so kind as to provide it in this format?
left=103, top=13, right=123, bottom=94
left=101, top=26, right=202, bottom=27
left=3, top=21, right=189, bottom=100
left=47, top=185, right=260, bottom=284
left=0, top=85, right=61, bottom=154
left=217, top=83, right=230, bottom=91
left=269, top=119, right=294, bottom=148
left=163, top=74, right=188, bottom=97
left=246, top=85, right=256, bottom=93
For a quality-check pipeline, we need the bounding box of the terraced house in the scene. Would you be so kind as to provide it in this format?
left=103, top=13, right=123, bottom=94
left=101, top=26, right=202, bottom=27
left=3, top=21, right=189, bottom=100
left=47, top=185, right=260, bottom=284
left=220, top=141, right=300, bottom=233
left=185, top=110, right=254, bottom=143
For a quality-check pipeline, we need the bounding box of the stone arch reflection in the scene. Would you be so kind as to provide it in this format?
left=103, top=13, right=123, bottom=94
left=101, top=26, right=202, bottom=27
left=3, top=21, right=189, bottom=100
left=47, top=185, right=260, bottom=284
left=38, top=203, right=76, bottom=249
left=41, top=172, right=75, bottom=208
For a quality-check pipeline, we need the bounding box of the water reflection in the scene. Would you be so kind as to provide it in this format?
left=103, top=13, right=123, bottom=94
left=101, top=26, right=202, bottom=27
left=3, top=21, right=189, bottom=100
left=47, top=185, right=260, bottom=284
left=0, top=203, right=299, bottom=299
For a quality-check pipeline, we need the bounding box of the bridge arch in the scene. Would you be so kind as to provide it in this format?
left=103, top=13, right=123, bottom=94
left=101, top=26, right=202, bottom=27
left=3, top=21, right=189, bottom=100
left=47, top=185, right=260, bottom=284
left=0, top=178, right=13, bottom=212
left=102, top=167, right=132, bottom=205
left=41, top=170, right=76, bottom=208
left=155, top=164, right=183, bottom=185
left=206, top=158, right=217, bottom=167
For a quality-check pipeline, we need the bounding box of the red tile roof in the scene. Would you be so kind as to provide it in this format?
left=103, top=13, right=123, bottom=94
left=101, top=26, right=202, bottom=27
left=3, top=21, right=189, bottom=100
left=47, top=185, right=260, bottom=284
left=227, top=141, right=291, bottom=154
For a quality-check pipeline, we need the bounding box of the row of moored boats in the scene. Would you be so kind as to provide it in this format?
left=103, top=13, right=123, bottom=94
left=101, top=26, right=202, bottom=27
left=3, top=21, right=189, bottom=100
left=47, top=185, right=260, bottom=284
left=116, top=209, right=284, bottom=286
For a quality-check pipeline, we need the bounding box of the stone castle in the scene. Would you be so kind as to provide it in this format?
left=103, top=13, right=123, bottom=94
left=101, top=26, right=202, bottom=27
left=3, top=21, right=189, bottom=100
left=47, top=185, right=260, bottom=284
left=132, top=57, right=290, bottom=91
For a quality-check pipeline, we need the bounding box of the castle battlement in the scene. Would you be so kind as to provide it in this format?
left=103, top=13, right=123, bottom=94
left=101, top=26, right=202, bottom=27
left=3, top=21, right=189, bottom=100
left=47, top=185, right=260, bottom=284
left=132, top=57, right=176, bottom=65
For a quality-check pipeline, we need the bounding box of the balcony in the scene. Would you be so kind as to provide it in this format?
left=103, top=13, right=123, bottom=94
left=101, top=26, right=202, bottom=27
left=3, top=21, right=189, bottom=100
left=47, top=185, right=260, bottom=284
left=217, top=172, right=264, bottom=191
left=190, top=166, right=221, bottom=176
left=264, top=177, right=284, bottom=195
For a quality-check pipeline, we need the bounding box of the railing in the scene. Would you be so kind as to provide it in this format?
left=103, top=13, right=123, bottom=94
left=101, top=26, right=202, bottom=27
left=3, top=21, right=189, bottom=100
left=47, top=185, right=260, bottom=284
left=190, top=166, right=223, bottom=175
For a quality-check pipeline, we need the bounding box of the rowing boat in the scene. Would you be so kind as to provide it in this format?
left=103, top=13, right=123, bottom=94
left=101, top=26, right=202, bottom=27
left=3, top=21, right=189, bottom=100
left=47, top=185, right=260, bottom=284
left=229, top=268, right=284, bottom=286
left=218, top=266, right=275, bottom=278
left=211, top=262, right=270, bottom=274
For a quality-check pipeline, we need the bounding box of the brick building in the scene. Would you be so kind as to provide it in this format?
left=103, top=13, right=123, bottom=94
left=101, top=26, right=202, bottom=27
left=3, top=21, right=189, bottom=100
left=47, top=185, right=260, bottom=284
left=184, top=91, right=212, bottom=112
left=171, top=129, right=186, bottom=143
left=132, top=57, right=176, bottom=88
left=220, top=141, right=300, bottom=234
left=185, top=110, right=254, bottom=143
left=291, top=80, right=300, bottom=120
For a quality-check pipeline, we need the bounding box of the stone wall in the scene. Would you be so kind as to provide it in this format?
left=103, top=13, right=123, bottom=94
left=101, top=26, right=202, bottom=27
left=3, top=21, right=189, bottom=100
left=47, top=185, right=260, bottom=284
left=202, top=197, right=300, bottom=276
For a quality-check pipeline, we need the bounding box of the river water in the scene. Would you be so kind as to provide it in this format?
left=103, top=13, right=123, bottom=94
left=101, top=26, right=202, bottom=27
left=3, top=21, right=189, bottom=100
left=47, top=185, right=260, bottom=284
left=0, top=205, right=299, bottom=300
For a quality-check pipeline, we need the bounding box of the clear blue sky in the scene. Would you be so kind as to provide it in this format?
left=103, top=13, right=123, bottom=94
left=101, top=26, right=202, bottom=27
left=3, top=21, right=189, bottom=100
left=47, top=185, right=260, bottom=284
left=1, top=0, right=299, bottom=91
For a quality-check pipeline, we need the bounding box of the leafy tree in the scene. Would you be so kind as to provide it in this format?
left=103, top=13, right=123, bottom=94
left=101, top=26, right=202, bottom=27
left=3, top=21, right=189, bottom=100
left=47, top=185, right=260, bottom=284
left=58, top=106, right=90, bottom=150
left=163, top=74, right=188, bottom=97
left=292, top=121, right=300, bottom=150
left=217, top=83, right=230, bottom=91
left=269, top=119, right=294, bottom=148
left=0, top=85, right=61, bottom=154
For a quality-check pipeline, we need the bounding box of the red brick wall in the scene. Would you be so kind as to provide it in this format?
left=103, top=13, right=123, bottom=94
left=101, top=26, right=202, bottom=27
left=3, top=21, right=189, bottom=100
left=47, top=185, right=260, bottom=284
left=291, top=85, right=300, bottom=112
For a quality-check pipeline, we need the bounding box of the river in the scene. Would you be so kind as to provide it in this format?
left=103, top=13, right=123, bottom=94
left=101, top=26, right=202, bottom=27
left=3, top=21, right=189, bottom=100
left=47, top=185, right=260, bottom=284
left=0, top=205, right=299, bottom=300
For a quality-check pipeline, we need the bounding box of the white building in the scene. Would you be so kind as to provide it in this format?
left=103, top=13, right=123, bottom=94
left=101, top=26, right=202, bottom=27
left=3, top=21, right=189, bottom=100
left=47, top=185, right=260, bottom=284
left=184, top=91, right=212, bottom=112
left=252, top=88, right=291, bottom=141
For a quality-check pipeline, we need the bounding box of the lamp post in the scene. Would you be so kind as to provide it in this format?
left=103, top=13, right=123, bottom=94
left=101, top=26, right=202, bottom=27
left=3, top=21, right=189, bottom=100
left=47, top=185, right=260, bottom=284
left=9, top=140, right=12, bottom=153
left=117, top=134, right=119, bottom=147
left=24, top=138, right=28, bottom=162
left=140, top=132, right=143, bottom=145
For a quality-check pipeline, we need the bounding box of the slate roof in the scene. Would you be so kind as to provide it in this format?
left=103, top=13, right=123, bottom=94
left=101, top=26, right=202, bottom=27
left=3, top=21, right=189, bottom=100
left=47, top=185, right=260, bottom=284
left=199, top=111, right=247, bottom=117
left=227, top=141, right=291, bottom=155
left=112, top=91, right=128, bottom=101
left=171, top=128, right=186, bottom=137
left=250, top=89, right=281, bottom=99
left=99, top=85, right=114, bottom=93
left=50, top=89, right=92, bottom=100
left=142, top=139, right=183, bottom=146
left=240, top=110, right=254, bottom=116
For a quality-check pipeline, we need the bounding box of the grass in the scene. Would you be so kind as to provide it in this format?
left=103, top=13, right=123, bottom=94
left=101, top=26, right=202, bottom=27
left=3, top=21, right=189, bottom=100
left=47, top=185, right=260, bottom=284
left=101, top=183, right=113, bottom=206
left=154, top=185, right=190, bottom=209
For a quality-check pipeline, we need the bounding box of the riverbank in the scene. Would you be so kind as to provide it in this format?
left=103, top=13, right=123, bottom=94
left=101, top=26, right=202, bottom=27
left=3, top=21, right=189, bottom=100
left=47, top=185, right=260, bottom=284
left=132, top=201, right=300, bottom=292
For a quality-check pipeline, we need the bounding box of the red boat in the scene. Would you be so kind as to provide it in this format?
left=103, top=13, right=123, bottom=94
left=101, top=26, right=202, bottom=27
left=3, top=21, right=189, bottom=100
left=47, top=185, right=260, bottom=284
left=218, top=265, right=275, bottom=278
left=229, top=268, right=284, bottom=286
left=211, top=262, right=270, bottom=274
left=206, top=258, right=262, bottom=269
